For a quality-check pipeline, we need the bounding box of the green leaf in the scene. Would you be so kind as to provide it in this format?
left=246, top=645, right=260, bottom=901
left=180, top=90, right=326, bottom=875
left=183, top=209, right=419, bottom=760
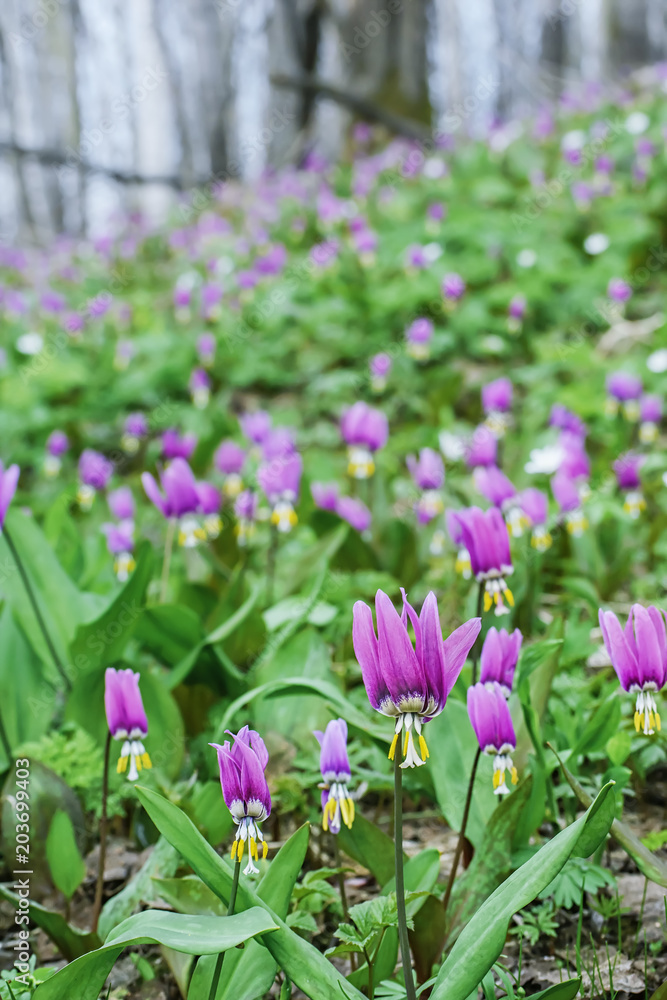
left=0, top=606, right=54, bottom=770
left=136, top=787, right=364, bottom=1000
left=429, top=784, right=615, bottom=1000
left=32, top=909, right=279, bottom=1000
left=134, top=604, right=203, bottom=666
left=45, top=810, right=86, bottom=900
left=98, top=836, right=180, bottom=939
left=427, top=699, right=495, bottom=848
left=571, top=694, right=621, bottom=758
left=263, top=598, right=338, bottom=632
left=337, top=812, right=403, bottom=887
left=523, top=979, right=582, bottom=1000
left=551, top=745, right=667, bottom=888
left=68, top=542, right=153, bottom=674
left=0, top=885, right=100, bottom=961
left=381, top=849, right=441, bottom=917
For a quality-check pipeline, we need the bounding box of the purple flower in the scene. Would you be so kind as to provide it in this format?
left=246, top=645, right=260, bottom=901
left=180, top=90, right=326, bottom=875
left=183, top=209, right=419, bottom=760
left=190, top=367, right=211, bottom=407
left=551, top=471, right=588, bottom=536
left=370, top=352, right=392, bottom=388
left=173, top=285, right=191, bottom=311
left=311, top=481, right=340, bottom=512
left=407, top=448, right=445, bottom=490
left=336, top=496, right=371, bottom=532
left=341, top=402, right=388, bottom=479
left=508, top=296, right=526, bottom=322
left=480, top=627, right=522, bottom=696
left=240, top=411, right=272, bottom=446
left=406, top=318, right=434, bottom=360
left=482, top=378, right=513, bottom=415
left=0, top=462, right=19, bottom=529
left=465, top=426, right=498, bottom=468
left=613, top=452, right=644, bottom=491
left=457, top=507, right=514, bottom=615
left=550, top=404, right=587, bottom=439
left=197, top=332, right=216, bottom=365
left=258, top=453, right=303, bottom=533
left=104, top=668, right=151, bottom=781
left=607, top=278, right=632, bottom=303
left=519, top=487, right=552, bottom=551
left=255, top=243, right=287, bottom=277
left=215, top=440, right=246, bottom=476
left=108, top=486, right=135, bottom=521
left=467, top=682, right=517, bottom=794
left=209, top=726, right=271, bottom=873
left=559, top=433, right=590, bottom=481
left=78, top=450, right=113, bottom=508
left=446, top=510, right=472, bottom=578
left=473, top=466, right=516, bottom=509
left=314, top=719, right=354, bottom=833
left=234, top=489, right=258, bottom=546
left=352, top=588, right=481, bottom=767
left=47, top=431, right=69, bottom=457
left=197, top=480, right=223, bottom=538
left=442, top=272, right=465, bottom=302
left=427, top=201, right=445, bottom=222
left=142, top=459, right=204, bottom=547
left=606, top=372, right=642, bottom=420
left=125, top=413, right=148, bottom=438
left=640, top=394, right=662, bottom=443
left=162, top=429, right=197, bottom=461
left=599, top=605, right=667, bottom=735
left=262, top=427, right=296, bottom=462
left=201, top=282, right=223, bottom=319
left=102, top=522, right=136, bottom=580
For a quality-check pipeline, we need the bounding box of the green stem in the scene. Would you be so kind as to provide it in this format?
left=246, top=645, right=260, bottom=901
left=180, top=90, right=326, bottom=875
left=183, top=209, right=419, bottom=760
left=92, top=731, right=111, bottom=934
left=393, top=752, right=417, bottom=1000
left=363, top=946, right=374, bottom=1000
left=266, top=522, right=278, bottom=605
left=208, top=859, right=241, bottom=1000
left=442, top=746, right=481, bottom=916
left=3, top=525, right=71, bottom=691
left=160, top=518, right=176, bottom=603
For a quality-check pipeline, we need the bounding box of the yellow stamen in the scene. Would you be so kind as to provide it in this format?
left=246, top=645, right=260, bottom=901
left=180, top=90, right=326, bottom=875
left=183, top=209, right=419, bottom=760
left=344, top=798, right=355, bottom=828
left=141, top=752, right=152, bottom=769
left=238, top=839, right=245, bottom=861
left=419, top=734, right=430, bottom=761
left=340, top=798, right=350, bottom=829
left=135, top=755, right=142, bottom=772
left=635, top=712, right=643, bottom=733
left=250, top=836, right=257, bottom=860
left=262, top=840, right=268, bottom=859
left=504, top=588, right=515, bottom=608
left=388, top=733, right=399, bottom=761
left=403, top=730, right=410, bottom=758
left=484, top=591, right=493, bottom=613
left=493, top=769, right=503, bottom=789
left=511, top=767, right=518, bottom=785
left=656, top=712, right=662, bottom=732
left=117, top=756, right=128, bottom=774
left=231, top=839, right=238, bottom=860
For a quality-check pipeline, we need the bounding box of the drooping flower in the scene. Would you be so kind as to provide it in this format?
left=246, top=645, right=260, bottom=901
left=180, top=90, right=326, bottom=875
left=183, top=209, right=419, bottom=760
left=457, top=506, right=515, bottom=615
left=551, top=470, right=587, bottom=536
left=209, top=727, right=271, bottom=874
left=370, top=352, right=392, bottom=392
left=446, top=510, right=471, bottom=578
left=314, top=719, right=354, bottom=834
left=519, top=487, right=552, bottom=550
left=549, top=404, right=587, bottom=440
left=405, top=318, right=434, bottom=360
left=311, top=481, right=340, bottom=512
left=197, top=332, right=216, bottom=367
left=599, top=605, right=667, bottom=735
left=507, top=295, right=526, bottom=331
left=102, top=522, right=136, bottom=581
left=142, top=458, right=205, bottom=547
left=234, top=489, right=258, bottom=546
left=108, top=486, right=135, bottom=522
left=197, top=481, right=223, bottom=538
left=161, top=429, right=197, bottom=462
left=607, top=278, right=632, bottom=303
left=78, top=450, right=113, bottom=509
left=639, top=394, right=662, bottom=444
left=262, top=427, right=296, bottom=462
left=482, top=377, right=513, bottom=437
left=257, top=452, right=303, bottom=533
left=0, top=461, right=20, bottom=530
left=407, top=448, right=445, bottom=524
left=467, top=682, right=518, bottom=794
left=214, top=440, right=246, bottom=498
left=240, top=411, right=272, bottom=447
left=606, top=371, right=642, bottom=420
left=190, top=367, right=211, bottom=409
left=122, top=413, right=149, bottom=454
left=340, top=402, right=388, bottom=479
left=104, top=668, right=151, bottom=781
left=480, top=627, right=523, bottom=696
left=45, top=431, right=69, bottom=476
left=442, top=272, right=465, bottom=305
left=613, top=453, right=646, bottom=519
left=336, top=495, right=371, bottom=532
left=465, top=426, right=498, bottom=469
left=559, top=432, right=591, bottom=482
left=352, top=589, right=481, bottom=767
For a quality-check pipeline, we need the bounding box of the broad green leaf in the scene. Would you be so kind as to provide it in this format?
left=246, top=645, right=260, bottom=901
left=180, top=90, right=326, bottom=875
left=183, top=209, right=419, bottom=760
left=155, top=875, right=225, bottom=916
left=98, top=836, right=180, bottom=939
left=0, top=606, right=54, bottom=770
left=68, top=542, right=153, bottom=673
left=427, top=699, right=495, bottom=848
left=430, top=783, right=615, bottom=1000
left=382, top=849, right=441, bottom=917
left=263, top=598, right=338, bottom=632
left=32, top=909, right=278, bottom=1000
left=552, top=745, right=667, bottom=888
left=338, top=812, right=404, bottom=887
left=136, top=787, right=365, bottom=1000
left=571, top=693, right=621, bottom=758
left=46, top=810, right=86, bottom=900
left=524, top=979, right=582, bottom=1000
left=134, top=603, right=203, bottom=665
left=0, top=885, right=100, bottom=961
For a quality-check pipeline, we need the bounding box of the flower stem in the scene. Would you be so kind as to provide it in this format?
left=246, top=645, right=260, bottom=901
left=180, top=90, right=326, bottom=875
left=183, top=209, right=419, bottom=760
left=3, top=525, right=71, bottom=691
left=333, top=836, right=356, bottom=973
left=159, top=518, right=176, bottom=603
left=208, top=859, right=241, bottom=1000
left=92, top=731, right=111, bottom=934
left=393, top=751, right=417, bottom=1000
left=442, top=746, right=481, bottom=916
